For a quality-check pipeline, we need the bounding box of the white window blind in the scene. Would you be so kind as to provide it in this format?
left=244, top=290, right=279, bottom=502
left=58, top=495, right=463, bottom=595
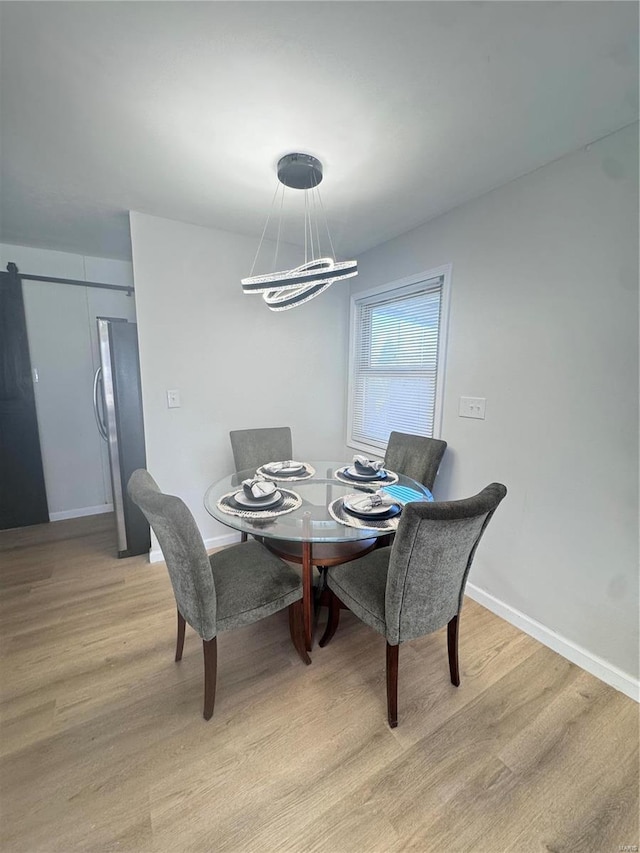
left=349, top=275, right=445, bottom=451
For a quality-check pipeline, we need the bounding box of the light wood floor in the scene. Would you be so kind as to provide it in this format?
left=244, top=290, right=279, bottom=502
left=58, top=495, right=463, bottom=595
left=1, top=514, right=637, bottom=853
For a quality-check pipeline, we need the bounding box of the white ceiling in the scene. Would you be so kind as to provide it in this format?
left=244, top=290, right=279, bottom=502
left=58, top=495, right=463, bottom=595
left=1, top=1, right=637, bottom=262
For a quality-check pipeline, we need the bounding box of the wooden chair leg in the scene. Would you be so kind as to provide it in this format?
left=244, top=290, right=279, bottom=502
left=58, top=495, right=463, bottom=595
left=202, top=637, right=218, bottom=720
left=175, top=609, right=186, bottom=662
left=386, top=642, right=399, bottom=728
left=447, top=614, right=460, bottom=686
left=289, top=600, right=312, bottom=665
left=319, top=589, right=341, bottom=647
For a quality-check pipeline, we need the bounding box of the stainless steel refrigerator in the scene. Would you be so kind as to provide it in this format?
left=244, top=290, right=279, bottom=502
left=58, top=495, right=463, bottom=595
left=93, top=318, right=150, bottom=557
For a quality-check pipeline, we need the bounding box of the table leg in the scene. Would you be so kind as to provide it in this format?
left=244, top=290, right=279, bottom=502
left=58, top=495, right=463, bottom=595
left=302, top=541, right=313, bottom=651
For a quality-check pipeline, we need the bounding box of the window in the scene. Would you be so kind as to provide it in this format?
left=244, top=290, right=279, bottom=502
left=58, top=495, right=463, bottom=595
left=347, top=267, right=450, bottom=453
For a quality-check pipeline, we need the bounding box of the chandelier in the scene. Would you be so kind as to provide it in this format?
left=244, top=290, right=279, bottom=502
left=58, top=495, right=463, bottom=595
left=241, top=153, right=358, bottom=311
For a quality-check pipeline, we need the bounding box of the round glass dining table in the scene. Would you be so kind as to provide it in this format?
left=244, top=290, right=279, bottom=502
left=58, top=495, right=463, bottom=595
left=204, top=461, right=432, bottom=650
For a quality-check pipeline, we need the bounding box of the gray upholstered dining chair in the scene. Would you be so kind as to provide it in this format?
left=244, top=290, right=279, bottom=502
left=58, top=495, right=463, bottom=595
left=229, top=426, right=293, bottom=475
left=128, top=469, right=310, bottom=720
left=319, top=483, right=506, bottom=727
left=383, top=430, right=447, bottom=492
left=229, top=426, right=293, bottom=542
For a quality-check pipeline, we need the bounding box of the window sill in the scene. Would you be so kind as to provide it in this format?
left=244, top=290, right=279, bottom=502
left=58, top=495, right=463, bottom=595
left=346, top=438, right=387, bottom=459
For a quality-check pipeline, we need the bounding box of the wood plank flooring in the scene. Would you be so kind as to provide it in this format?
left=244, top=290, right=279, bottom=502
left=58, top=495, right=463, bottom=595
left=0, top=514, right=637, bottom=852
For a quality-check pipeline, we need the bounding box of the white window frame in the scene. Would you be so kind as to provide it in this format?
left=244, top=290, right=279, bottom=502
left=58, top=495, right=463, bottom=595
left=346, top=264, right=451, bottom=456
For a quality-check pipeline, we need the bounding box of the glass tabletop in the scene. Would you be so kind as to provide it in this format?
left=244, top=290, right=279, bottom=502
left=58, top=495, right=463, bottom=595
left=204, top=460, right=433, bottom=544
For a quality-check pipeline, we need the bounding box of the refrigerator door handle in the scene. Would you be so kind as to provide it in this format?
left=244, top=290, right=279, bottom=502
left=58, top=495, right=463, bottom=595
left=93, top=366, right=108, bottom=441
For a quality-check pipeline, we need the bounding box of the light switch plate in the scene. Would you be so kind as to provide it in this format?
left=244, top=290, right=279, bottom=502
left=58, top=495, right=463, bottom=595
left=167, top=389, right=181, bottom=409
left=459, top=396, right=486, bottom=419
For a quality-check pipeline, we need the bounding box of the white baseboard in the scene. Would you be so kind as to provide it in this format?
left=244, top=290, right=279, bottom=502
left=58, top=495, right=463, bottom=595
left=149, top=531, right=241, bottom=564
left=466, top=582, right=639, bottom=703
left=49, top=503, right=114, bottom=522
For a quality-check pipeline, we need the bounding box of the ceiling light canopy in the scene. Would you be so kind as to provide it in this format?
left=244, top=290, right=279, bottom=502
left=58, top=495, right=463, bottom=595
left=241, top=153, right=358, bottom=311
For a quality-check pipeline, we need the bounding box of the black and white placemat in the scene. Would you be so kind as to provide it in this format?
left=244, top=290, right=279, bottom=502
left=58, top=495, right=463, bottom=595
left=256, top=463, right=316, bottom=482
left=333, top=467, right=399, bottom=487
left=328, top=496, right=402, bottom=533
left=216, top=488, right=302, bottom=519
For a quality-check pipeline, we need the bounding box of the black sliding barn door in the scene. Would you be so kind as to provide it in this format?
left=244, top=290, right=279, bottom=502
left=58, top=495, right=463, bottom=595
left=0, top=265, right=49, bottom=529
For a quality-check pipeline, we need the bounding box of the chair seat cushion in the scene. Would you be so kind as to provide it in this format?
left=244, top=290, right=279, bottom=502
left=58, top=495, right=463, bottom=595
left=326, top=547, right=391, bottom=638
left=210, top=540, right=302, bottom=633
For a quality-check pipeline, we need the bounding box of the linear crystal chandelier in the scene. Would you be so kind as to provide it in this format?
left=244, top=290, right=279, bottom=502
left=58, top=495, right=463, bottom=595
left=241, top=153, right=358, bottom=311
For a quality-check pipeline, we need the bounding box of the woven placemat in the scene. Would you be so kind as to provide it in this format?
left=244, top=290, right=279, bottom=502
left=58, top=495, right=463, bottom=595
left=216, top=488, right=302, bottom=519
left=333, top=467, right=399, bottom=487
left=328, top=496, right=402, bottom=533
left=256, top=463, right=316, bottom=482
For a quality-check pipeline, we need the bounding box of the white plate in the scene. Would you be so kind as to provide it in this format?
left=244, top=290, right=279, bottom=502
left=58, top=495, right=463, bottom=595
left=343, top=495, right=398, bottom=516
left=233, top=489, right=282, bottom=508
left=263, top=461, right=305, bottom=476
left=341, top=466, right=385, bottom=481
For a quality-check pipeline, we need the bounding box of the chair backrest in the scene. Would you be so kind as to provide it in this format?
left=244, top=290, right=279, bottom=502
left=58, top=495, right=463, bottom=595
left=127, top=469, right=217, bottom=641
left=383, top=431, right=447, bottom=492
left=385, top=483, right=507, bottom=645
left=229, top=427, right=293, bottom=474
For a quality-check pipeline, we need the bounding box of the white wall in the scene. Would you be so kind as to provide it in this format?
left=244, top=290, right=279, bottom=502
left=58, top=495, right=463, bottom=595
left=351, top=124, right=639, bottom=690
left=0, top=244, right=135, bottom=518
left=129, top=213, right=351, bottom=547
